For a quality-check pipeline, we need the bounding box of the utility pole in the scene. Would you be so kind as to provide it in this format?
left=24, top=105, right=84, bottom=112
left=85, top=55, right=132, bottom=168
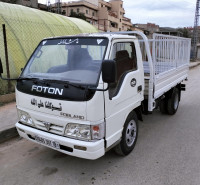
left=56, top=0, right=62, bottom=14
left=191, top=0, right=200, bottom=60
left=47, top=0, right=51, bottom=12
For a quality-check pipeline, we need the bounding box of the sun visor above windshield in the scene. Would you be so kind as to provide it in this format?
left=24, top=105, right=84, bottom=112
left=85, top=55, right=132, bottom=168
left=40, top=37, right=108, bottom=46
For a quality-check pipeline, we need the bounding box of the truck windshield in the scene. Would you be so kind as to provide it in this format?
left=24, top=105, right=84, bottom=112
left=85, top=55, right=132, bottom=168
left=22, top=37, right=108, bottom=86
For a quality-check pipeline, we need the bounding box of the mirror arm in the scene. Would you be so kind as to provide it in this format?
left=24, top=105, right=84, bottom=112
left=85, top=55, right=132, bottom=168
left=0, top=74, right=18, bottom=81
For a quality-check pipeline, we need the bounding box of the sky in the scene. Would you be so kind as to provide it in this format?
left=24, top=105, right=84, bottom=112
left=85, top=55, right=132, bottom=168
left=38, top=0, right=197, bottom=28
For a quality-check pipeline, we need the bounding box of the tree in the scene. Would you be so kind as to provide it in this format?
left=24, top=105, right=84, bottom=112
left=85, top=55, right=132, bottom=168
left=69, top=12, right=87, bottom=21
left=177, top=28, right=191, bottom=38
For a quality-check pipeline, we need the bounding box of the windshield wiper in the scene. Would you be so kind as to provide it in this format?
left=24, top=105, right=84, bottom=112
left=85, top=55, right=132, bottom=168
left=42, top=79, right=86, bottom=90
left=18, top=77, right=41, bottom=81
left=18, top=77, right=51, bottom=86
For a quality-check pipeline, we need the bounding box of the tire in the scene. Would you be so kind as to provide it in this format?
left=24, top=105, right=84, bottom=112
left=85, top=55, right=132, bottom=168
left=160, top=98, right=168, bottom=114
left=167, top=88, right=180, bottom=115
left=114, top=111, right=138, bottom=156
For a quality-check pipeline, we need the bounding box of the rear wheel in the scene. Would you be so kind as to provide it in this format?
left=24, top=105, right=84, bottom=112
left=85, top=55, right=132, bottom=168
left=167, top=87, right=180, bottom=115
left=114, top=112, right=138, bottom=156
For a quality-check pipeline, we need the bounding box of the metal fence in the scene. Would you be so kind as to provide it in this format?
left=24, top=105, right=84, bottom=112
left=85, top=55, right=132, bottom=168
left=139, top=34, right=191, bottom=76
left=0, top=23, right=19, bottom=95
left=152, top=34, right=191, bottom=75
left=0, top=21, right=46, bottom=95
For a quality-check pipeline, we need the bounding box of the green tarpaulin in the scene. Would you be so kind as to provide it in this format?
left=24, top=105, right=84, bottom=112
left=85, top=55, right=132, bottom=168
left=0, top=2, right=98, bottom=78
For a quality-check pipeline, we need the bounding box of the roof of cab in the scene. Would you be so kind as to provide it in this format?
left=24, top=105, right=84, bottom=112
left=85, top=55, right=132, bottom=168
left=44, top=32, right=137, bottom=40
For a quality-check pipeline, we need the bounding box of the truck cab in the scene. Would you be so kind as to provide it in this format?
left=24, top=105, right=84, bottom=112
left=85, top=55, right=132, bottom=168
left=14, top=33, right=144, bottom=159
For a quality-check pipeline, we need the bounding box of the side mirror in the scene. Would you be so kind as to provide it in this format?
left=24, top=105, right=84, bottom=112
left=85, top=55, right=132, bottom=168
left=102, top=60, right=116, bottom=84
left=0, top=58, right=3, bottom=74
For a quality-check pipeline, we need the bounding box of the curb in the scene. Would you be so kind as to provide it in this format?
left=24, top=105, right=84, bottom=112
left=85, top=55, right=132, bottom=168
left=0, top=93, right=15, bottom=104
left=0, top=127, right=18, bottom=144
left=189, top=62, right=200, bottom=69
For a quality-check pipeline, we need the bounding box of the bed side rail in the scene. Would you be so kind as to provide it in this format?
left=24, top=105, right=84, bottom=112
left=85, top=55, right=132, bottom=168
left=152, top=34, right=191, bottom=76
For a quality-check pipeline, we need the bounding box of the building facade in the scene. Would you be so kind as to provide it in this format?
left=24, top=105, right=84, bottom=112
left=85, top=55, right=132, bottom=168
left=157, top=27, right=183, bottom=37
left=59, top=0, right=99, bottom=26
left=133, top=23, right=159, bottom=37
left=52, top=0, right=132, bottom=32
left=98, top=0, right=132, bottom=32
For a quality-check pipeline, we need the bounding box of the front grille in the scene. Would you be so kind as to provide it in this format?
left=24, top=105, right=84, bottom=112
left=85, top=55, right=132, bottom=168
left=35, top=120, right=64, bottom=135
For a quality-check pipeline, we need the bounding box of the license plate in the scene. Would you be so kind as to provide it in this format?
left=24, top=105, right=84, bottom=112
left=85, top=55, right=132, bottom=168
left=35, top=135, right=60, bottom=149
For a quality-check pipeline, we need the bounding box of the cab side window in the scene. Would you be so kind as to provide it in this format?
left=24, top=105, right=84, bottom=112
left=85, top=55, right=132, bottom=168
left=109, top=42, right=137, bottom=98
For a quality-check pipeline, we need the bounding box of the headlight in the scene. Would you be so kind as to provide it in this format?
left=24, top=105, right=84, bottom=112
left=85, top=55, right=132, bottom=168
left=17, top=109, right=34, bottom=126
left=65, top=122, right=105, bottom=141
left=65, top=123, right=91, bottom=140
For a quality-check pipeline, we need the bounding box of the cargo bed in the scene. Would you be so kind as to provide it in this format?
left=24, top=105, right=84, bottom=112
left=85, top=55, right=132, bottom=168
left=141, top=33, right=191, bottom=111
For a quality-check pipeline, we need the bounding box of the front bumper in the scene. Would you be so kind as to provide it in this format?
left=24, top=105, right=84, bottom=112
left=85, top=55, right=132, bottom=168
left=16, top=122, right=105, bottom=160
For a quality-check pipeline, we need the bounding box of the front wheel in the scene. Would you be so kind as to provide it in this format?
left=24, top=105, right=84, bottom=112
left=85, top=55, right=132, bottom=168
left=114, top=112, right=138, bottom=156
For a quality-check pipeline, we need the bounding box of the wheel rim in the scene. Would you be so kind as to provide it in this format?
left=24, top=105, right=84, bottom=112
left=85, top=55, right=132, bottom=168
left=174, top=92, right=179, bottom=110
left=126, top=120, right=137, bottom=147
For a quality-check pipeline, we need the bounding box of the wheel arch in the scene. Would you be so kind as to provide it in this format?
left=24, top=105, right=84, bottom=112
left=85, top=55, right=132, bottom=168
left=165, top=84, right=181, bottom=99
left=124, top=106, right=142, bottom=124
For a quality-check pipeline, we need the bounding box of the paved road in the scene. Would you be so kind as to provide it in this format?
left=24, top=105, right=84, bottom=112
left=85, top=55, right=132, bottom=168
left=1, top=66, right=200, bottom=185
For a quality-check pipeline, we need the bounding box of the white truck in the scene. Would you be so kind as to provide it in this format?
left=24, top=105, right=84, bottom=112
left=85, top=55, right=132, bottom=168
left=0, top=31, right=191, bottom=160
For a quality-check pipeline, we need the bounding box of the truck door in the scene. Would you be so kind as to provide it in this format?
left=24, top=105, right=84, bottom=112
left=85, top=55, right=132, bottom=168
left=104, top=39, right=144, bottom=148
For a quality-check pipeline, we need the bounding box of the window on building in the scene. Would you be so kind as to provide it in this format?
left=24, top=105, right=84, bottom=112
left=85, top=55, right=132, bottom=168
left=86, top=9, right=88, bottom=14
left=111, top=22, right=117, bottom=28
left=109, top=42, right=137, bottom=98
left=92, top=12, right=95, bottom=16
left=120, top=4, right=122, bottom=8
left=77, top=8, right=79, bottom=13
left=62, top=10, right=66, bottom=15
left=70, top=9, right=73, bottom=13
left=119, top=28, right=121, bottom=31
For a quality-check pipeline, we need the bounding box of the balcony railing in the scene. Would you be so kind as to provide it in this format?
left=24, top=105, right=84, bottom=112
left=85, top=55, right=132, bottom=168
left=123, top=17, right=131, bottom=23
left=108, top=11, right=117, bottom=18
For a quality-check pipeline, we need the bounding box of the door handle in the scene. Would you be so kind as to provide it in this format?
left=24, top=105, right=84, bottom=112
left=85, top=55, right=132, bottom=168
left=138, top=85, right=142, bottom=92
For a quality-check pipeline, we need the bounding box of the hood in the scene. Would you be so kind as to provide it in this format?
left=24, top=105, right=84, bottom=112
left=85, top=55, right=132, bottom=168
left=16, top=89, right=87, bottom=121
